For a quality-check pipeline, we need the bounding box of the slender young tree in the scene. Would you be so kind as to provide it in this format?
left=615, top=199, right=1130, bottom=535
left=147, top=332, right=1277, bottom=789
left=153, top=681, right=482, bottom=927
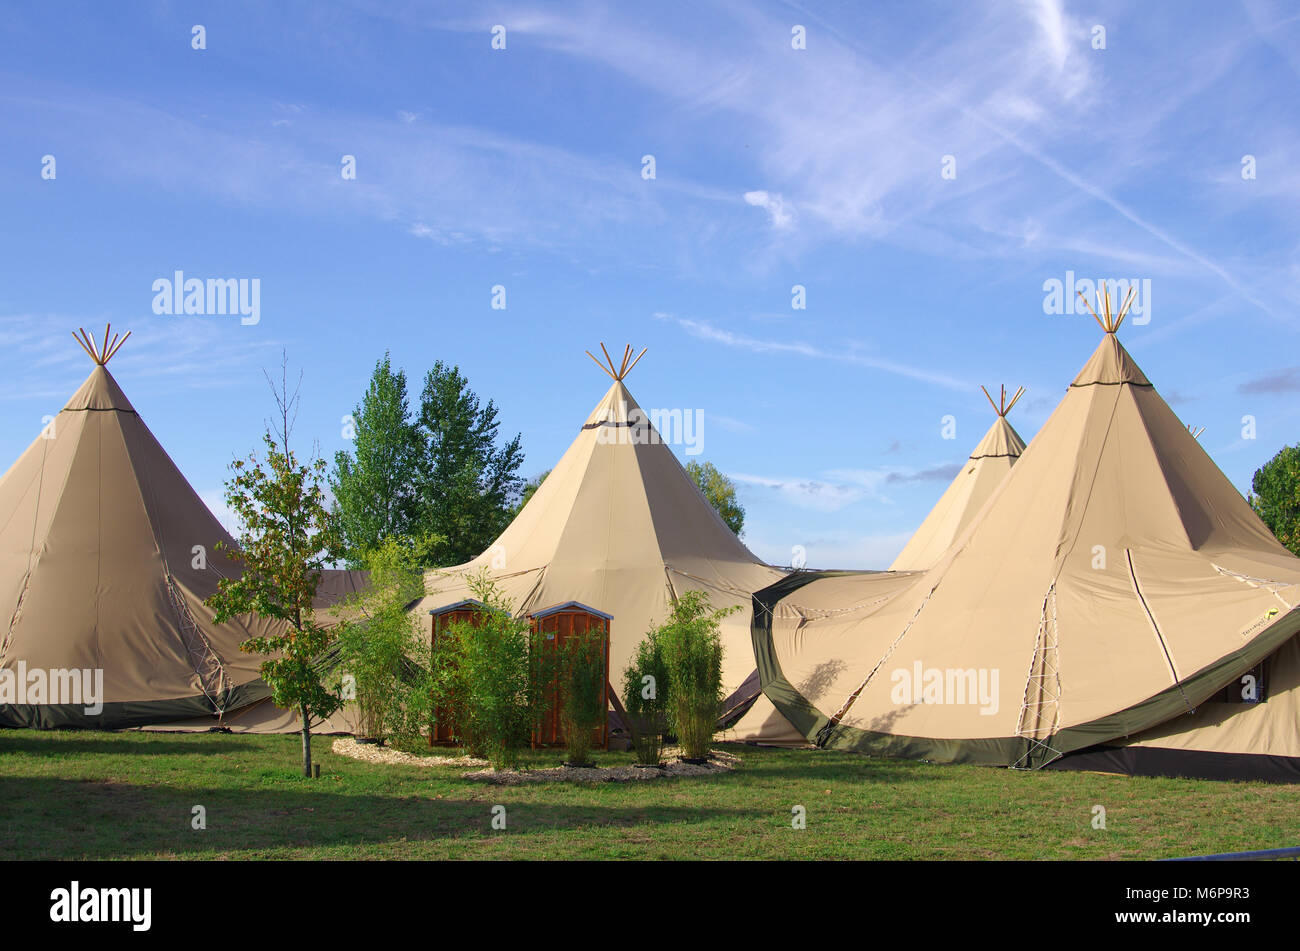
left=207, top=355, right=343, bottom=778
left=685, top=460, right=746, bottom=537
left=1249, top=444, right=1300, bottom=556
left=416, top=361, right=524, bottom=565
left=331, top=352, right=422, bottom=567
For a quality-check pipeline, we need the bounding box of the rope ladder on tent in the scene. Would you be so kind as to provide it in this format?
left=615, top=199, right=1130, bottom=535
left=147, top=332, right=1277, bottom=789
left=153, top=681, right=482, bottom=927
left=1014, top=582, right=1063, bottom=768
left=1, top=572, right=33, bottom=665
left=1211, top=564, right=1297, bottom=612
left=164, top=573, right=232, bottom=712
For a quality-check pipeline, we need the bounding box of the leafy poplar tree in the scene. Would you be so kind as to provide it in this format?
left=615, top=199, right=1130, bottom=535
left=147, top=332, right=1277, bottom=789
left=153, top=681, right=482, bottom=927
left=416, top=361, right=524, bottom=565
left=1248, top=444, right=1300, bottom=556
left=686, top=460, right=746, bottom=537
left=207, top=357, right=343, bottom=778
left=331, top=353, right=422, bottom=567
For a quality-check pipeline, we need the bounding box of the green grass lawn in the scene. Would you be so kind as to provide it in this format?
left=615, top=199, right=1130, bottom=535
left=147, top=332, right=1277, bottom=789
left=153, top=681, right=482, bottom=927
left=1, top=730, right=1295, bottom=860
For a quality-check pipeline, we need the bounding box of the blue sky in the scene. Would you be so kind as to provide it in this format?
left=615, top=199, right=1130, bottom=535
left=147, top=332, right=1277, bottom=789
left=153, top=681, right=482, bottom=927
left=2, top=1, right=1298, bottom=569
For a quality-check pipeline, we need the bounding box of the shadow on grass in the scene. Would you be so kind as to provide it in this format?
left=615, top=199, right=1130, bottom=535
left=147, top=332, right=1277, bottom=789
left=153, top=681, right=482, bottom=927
left=0, top=732, right=263, bottom=757
left=718, top=743, right=949, bottom=784
left=0, top=776, right=758, bottom=859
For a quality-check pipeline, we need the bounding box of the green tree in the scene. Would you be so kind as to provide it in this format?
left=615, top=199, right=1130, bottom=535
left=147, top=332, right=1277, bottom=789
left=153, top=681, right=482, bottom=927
left=1248, top=444, right=1300, bottom=555
left=416, top=361, right=525, bottom=565
left=686, top=460, right=745, bottom=537
left=512, top=469, right=551, bottom=517
left=330, top=353, right=422, bottom=567
left=207, top=358, right=343, bottom=778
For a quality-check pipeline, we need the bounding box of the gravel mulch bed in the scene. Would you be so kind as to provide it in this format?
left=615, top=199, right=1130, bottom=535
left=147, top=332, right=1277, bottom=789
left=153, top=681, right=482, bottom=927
left=463, top=748, right=740, bottom=785
left=332, top=738, right=740, bottom=784
left=331, top=737, right=489, bottom=768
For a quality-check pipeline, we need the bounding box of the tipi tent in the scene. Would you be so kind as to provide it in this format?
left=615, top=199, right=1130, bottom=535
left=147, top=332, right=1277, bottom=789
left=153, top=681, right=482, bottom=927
left=728, top=384, right=1027, bottom=745
left=0, top=328, right=364, bottom=730
left=750, top=291, right=1300, bottom=769
left=889, top=386, right=1026, bottom=572
left=414, top=345, right=788, bottom=706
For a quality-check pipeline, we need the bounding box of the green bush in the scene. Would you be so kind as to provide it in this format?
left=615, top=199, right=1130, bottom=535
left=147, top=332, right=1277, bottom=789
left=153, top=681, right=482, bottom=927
left=625, top=591, right=736, bottom=762
left=332, top=539, right=426, bottom=744
left=622, top=627, right=670, bottom=766
left=659, top=591, right=733, bottom=760
left=428, top=611, right=477, bottom=754
left=556, top=629, right=607, bottom=767
left=433, top=573, right=538, bottom=769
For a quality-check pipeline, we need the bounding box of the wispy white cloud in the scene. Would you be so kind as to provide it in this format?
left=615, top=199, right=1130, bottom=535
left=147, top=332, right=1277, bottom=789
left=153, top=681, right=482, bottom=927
left=743, top=190, right=794, bottom=228
left=745, top=528, right=914, bottom=571
left=733, top=460, right=966, bottom=514
left=401, top=1, right=1289, bottom=319
left=655, top=312, right=971, bottom=390
left=732, top=472, right=869, bottom=512
left=8, top=0, right=1292, bottom=322
left=0, top=314, right=285, bottom=402
left=708, top=413, right=757, bottom=434
left=408, top=222, right=469, bottom=244
left=0, top=81, right=676, bottom=254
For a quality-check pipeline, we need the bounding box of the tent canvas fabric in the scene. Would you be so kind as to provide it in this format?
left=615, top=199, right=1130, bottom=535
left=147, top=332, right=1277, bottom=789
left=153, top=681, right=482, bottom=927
left=889, top=408, right=1025, bottom=572
left=721, top=693, right=809, bottom=747
left=413, top=375, right=789, bottom=705
left=140, top=695, right=360, bottom=735
left=0, top=362, right=366, bottom=730
left=730, top=385, right=1031, bottom=740
left=140, top=569, right=370, bottom=734
left=1054, top=633, right=1300, bottom=782
left=750, top=331, right=1300, bottom=769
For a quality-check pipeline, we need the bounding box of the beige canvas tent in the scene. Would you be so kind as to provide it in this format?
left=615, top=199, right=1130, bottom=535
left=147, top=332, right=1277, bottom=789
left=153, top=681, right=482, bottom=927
left=414, top=345, right=788, bottom=709
left=728, top=384, right=1026, bottom=746
left=0, top=328, right=365, bottom=730
left=1051, top=421, right=1300, bottom=781
left=751, top=291, right=1300, bottom=770
left=889, top=385, right=1026, bottom=571
left=1056, top=635, right=1300, bottom=781
left=727, top=385, right=1027, bottom=745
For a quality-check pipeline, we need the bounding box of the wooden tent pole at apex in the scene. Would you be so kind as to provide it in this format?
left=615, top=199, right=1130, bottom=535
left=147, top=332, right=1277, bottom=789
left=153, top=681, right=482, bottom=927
left=72, top=324, right=132, bottom=366
left=585, top=343, right=649, bottom=381
left=981, top=384, right=1026, bottom=418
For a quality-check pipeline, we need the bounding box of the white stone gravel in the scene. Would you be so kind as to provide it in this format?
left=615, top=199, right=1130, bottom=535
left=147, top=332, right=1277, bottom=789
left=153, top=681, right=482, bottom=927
left=331, top=737, right=489, bottom=768
left=463, top=747, right=740, bottom=785
left=330, top=738, right=739, bottom=784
